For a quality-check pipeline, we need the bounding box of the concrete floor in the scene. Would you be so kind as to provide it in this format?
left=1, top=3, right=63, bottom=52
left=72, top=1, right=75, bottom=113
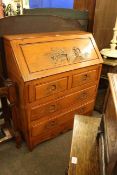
left=0, top=130, right=72, bottom=175
left=0, top=111, right=101, bottom=175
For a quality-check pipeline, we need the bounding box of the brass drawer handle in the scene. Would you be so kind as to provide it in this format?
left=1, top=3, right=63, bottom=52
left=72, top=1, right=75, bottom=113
left=46, top=120, right=57, bottom=129
left=82, top=74, right=88, bottom=81
left=80, top=92, right=88, bottom=99
left=49, top=84, right=57, bottom=91
left=79, top=106, right=86, bottom=113
left=50, top=120, right=56, bottom=126
left=49, top=105, right=56, bottom=113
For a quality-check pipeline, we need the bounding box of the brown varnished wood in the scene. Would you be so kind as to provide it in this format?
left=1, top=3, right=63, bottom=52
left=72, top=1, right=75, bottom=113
left=4, top=31, right=103, bottom=82
left=93, top=0, right=117, bottom=49
left=20, top=38, right=97, bottom=73
left=68, top=73, right=117, bottom=175
left=68, top=115, right=101, bottom=175
left=3, top=31, right=102, bottom=150
left=3, top=42, right=29, bottom=145
left=35, top=77, right=68, bottom=101
left=72, top=67, right=99, bottom=87
left=104, top=73, right=117, bottom=175
left=31, top=101, right=95, bottom=147
left=74, top=0, right=96, bottom=32
left=30, top=85, right=97, bottom=121
left=104, top=93, right=117, bottom=162
left=0, top=12, right=88, bottom=76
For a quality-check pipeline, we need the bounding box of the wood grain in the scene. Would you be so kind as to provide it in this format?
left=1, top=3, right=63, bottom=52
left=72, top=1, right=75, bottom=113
left=104, top=73, right=117, bottom=175
left=4, top=31, right=103, bottom=82
left=74, top=0, right=96, bottom=32
left=93, top=0, right=117, bottom=49
left=68, top=115, right=101, bottom=175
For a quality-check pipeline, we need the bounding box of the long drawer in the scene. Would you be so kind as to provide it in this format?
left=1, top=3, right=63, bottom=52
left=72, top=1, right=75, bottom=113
left=31, top=100, right=95, bottom=138
left=30, top=85, right=97, bottom=121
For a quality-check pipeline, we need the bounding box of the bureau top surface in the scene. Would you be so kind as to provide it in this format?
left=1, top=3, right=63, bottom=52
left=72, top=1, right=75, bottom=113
left=4, top=31, right=103, bottom=82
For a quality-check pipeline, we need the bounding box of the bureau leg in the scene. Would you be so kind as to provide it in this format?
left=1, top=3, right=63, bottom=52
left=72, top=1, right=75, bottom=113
left=6, top=79, right=22, bottom=148
left=15, top=131, right=22, bottom=148
left=65, top=166, right=69, bottom=175
left=28, top=144, right=34, bottom=152
left=1, top=97, right=11, bottom=128
left=11, top=105, right=22, bottom=148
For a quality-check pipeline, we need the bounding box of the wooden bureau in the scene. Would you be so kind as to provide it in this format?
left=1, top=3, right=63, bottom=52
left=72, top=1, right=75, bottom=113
left=3, top=31, right=103, bottom=150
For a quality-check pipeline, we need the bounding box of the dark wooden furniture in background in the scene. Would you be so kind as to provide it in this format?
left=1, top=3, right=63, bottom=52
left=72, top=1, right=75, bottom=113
left=74, top=0, right=96, bottom=32
left=101, top=58, right=117, bottom=79
left=103, top=73, right=117, bottom=175
left=95, top=57, right=117, bottom=112
left=0, top=75, right=21, bottom=146
left=74, top=0, right=117, bottom=50
left=93, top=0, right=117, bottom=50
left=94, top=0, right=117, bottom=111
left=68, top=73, right=117, bottom=175
left=3, top=31, right=103, bottom=150
left=23, top=8, right=89, bottom=32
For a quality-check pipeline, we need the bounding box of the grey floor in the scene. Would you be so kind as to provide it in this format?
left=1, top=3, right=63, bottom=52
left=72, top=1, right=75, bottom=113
left=0, top=111, right=101, bottom=175
left=0, top=130, right=72, bottom=175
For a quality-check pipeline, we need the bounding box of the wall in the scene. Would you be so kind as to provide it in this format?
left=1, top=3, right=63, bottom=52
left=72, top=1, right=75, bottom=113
left=29, top=0, right=74, bottom=9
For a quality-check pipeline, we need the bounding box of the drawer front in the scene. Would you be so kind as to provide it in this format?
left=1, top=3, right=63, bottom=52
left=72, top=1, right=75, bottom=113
left=72, top=68, right=99, bottom=88
left=76, top=100, right=95, bottom=114
left=29, top=77, right=68, bottom=101
left=30, top=85, right=97, bottom=121
left=31, top=101, right=95, bottom=138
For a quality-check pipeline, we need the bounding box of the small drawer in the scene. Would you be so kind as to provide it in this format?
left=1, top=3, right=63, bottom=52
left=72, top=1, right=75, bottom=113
left=34, top=77, right=68, bottom=100
left=72, top=68, right=98, bottom=88
left=30, top=85, right=97, bottom=121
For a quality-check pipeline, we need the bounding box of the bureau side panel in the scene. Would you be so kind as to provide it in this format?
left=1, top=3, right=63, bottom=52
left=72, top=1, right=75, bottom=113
left=4, top=40, right=29, bottom=144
